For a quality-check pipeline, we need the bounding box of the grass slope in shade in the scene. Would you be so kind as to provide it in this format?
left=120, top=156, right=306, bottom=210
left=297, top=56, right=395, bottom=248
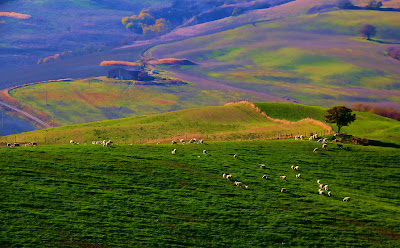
left=148, top=10, right=400, bottom=108
left=0, top=141, right=399, bottom=247
left=254, top=102, right=400, bottom=144
left=2, top=103, right=330, bottom=144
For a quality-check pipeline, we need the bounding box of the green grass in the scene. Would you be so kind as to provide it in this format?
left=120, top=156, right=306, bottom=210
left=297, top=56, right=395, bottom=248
left=1, top=140, right=399, bottom=247
left=2, top=103, right=330, bottom=145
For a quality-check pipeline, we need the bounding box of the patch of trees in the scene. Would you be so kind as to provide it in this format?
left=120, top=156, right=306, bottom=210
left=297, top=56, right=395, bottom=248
left=352, top=103, right=400, bottom=121
left=337, top=0, right=399, bottom=11
left=386, top=47, right=400, bottom=61
left=359, top=24, right=376, bottom=40
left=121, top=9, right=170, bottom=36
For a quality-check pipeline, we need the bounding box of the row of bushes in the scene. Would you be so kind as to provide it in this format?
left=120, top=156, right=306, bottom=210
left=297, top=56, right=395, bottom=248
left=386, top=47, right=400, bottom=61
left=352, top=103, right=400, bottom=121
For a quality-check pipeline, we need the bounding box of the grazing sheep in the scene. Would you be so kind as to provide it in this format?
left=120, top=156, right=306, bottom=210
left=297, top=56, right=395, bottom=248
left=319, top=184, right=324, bottom=189
left=203, top=150, right=208, bottom=155
left=296, top=173, right=301, bottom=178
left=244, top=185, right=248, bottom=189
left=313, top=148, right=319, bottom=153
left=92, top=141, right=96, bottom=145
left=7, top=143, right=12, bottom=147
left=294, top=166, right=299, bottom=171
left=199, top=140, right=204, bottom=144
left=222, top=173, right=226, bottom=178
left=328, top=191, right=332, bottom=197
left=280, top=175, right=287, bottom=180
left=70, top=140, right=75, bottom=144
left=259, top=164, right=266, bottom=169
left=171, top=140, right=177, bottom=144
left=180, top=139, right=185, bottom=143
left=25, top=143, right=30, bottom=147
left=233, top=154, right=238, bottom=159
left=318, top=189, right=324, bottom=195
left=343, top=197, right=350, bottom=201
left=234, top=181, right=243, bottom=187
left=322, top=144, right=328, bottom=150
left=226, top=174, right=233, bottom=180
left=323, top=138, right=328, bottom=143
left=317, top=180, right=320, bottom=184
left=313, top=134, right=319, bottom=139
left=317, top=139, right=323, bottom=143
left=309, top=136, right=314, bottom=141
left=324, top=185, right=329, bottom=191
left=300, top=135, right=304, bottom=140
left=189, top=138, right=196, bottom=144
left=281, top=188, right=287, bottom=193
left=291, top=165, right=294, bottom=170
left=13, top=143, right=20, bottom=147
left=171, top=149, right=177, bottom=154
left=262, top=174, right=268, bottom=179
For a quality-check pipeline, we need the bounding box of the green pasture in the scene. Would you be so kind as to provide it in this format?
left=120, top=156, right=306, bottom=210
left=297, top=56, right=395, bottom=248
left=1, top=140, right=399, bottom=247
left=148, top=10, right=400, bottom=108
left=2, top=103, right=330, bottom=145
left=9, top=77, right=262, bottom=126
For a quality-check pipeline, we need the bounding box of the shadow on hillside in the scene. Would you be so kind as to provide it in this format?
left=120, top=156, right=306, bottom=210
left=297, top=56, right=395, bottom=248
left=368, top=140, right=400, bottom=149
left=370, top=39, right=400, bottom=45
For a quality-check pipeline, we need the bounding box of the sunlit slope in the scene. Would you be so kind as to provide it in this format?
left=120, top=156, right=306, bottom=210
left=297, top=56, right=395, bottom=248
left=4, top=103, right=331, bottom=144
left=149, top=10, right=400, bottom=108
left=254, top=102, right=400, bottom=144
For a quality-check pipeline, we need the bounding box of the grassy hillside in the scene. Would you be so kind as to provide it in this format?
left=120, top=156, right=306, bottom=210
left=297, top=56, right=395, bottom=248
left=2, top=102, right=399, bottom=146
left=1, top=102, right=331, bottom=145
left=148, top=10, right=400, bottom=109
left=8, top=77, right=267, bottom=126
left=1, top=140, right=399, bottom=246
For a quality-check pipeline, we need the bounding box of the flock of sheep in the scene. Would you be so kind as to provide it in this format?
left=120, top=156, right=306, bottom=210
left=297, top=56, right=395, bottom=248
left=6, top=142, right=37, bottom=147
left=170, top=135, right=351, bottom=202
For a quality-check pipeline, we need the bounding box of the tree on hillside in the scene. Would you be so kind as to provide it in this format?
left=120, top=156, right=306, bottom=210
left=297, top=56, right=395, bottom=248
left=360, top=24, right=377, bottom=40
left=337, top=0, right=355, bottom=9
left=366, top=0, right=382, bottom=10
left=324, top=106, right=356, bottom=134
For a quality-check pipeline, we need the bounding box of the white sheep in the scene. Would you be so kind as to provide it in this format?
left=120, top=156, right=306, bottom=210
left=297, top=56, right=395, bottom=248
left=291, top=165, right=294, bottom=170
left=324, top=185, right=329, bottom=191
left=171, top=140, right=177, bottom=144
left=328, top=191, right=332, bottom=197
left=262, top=174, right=268, bottom=179
left=226, top=174, right=233, bottom=180
left=203, top=150, right=208, bottom=155
left=317, top=139, right=323, bottom=143
left=180, top=139, right=185, bottom=143
left=244, top=185, right=248, bottom=189
left=280, top=175, right=287, bottom=180
left=281, top=188, right=287, bottom=193
left=234, top=181, right=243, bottom=187
left=319, top=184, right=324, bottom=189
left=313, top=148, right=319, bottom=153
left=317, top=180, right=320, bottom=184
left=6, top=143, right=12, bottom=147
left=233, top=154, right=238, bottom=159
left=70, top=140, right=75, bottom=144
left=322, top=144, right=327, bottom=150
left=300, top=135, right=304, bottom=140
left=171, top=149, right=177, bottom=154
left=318, top=189, right=324, bottom=195
left=343, top=197, right=350, bottom=201
left=294, top=166, right=299, bottom=171
left=199, top=140, right=204, bottom=144
left=296, top=173, right=301, bottom=178
left=309, top=136, right=314, bottom=141
left=259, top=164, right=266, bottom=169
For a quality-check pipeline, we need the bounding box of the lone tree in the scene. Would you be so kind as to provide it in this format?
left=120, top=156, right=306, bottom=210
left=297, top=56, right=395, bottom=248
left=337, top=0, right=355, bottom=9
left=324, top=106, right=356, bottom=134
left=360, top=24, right=377, bottom=40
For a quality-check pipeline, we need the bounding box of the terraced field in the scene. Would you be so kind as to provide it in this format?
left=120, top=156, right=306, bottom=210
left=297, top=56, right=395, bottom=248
left=1, top=140, right=399, bottom=247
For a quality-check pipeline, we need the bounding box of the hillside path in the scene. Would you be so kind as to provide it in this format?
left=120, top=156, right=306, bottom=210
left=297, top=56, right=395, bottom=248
left=0, top=100, right=51, bottom=128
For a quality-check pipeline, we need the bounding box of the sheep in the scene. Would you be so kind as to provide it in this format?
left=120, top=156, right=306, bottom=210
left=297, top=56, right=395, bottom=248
left=323, top=185, right=329, bottom=191
left=262, top=174, right=268, bottom=180
left=281, top=188, right=287, bottom=193
left=317, top=180, right=320, bottom=184
left=291, top=165, right=294, bottom=170
left=171, top=149, right=177, bottom=154
left=189, top=138, right=196, bottom=144
left=343, top=197, right=350, bottom=201
left=337, top=144, right=344, bottom=149
left=203, top=150, right=208, bottom=155
left=319, top=184, right=324, bottom=189
left=328, top=191, right=332, bottom=197
left=280, top=175, right=287, bottom=180
left=234, top=181, right=243, bottom=187
left=233, top=154, right=238, bottom=159
left=171, top=140, right=177, bottom=144
left=199, top=140, right=204, bottom=144
left=180, top=139, right=185, bottom=143
left=300, top=135, right=304, bottom=140
left=294, top=166, right=299, bottom=171
left=222, top=173, right=226, bottom=178
left=317, top=139, right=323, bottom=143
left=25, top=143, right=30, bottom=147
left=295, top=173, right=301, bottom=178
left=70, top=140, right=75, bottom=144
left=13, top=143, right=20, bottom=147
left=322, top=144, right=328, bottom=150
left=92, top=141, right=96, bottom=145
left=322, top=138, right=328, bottom=143
left=318, top=189, right=324, bottom=195
left=6, top=143, right=12, bottom=147
left=226, top=174, right=233, bottom=180
left=244, top=185, right=248, bottom=189
left=259, top=164, right=266, bottom=169
left=313, top=134, right=319, bottom=139
left=313, top=148, right=319, bottom=153
left=309, top=136, right=314, bottom=141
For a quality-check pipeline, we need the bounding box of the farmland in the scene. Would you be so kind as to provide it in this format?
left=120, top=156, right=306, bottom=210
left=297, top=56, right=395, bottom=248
left=1, top=140, right=399, bottom=247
